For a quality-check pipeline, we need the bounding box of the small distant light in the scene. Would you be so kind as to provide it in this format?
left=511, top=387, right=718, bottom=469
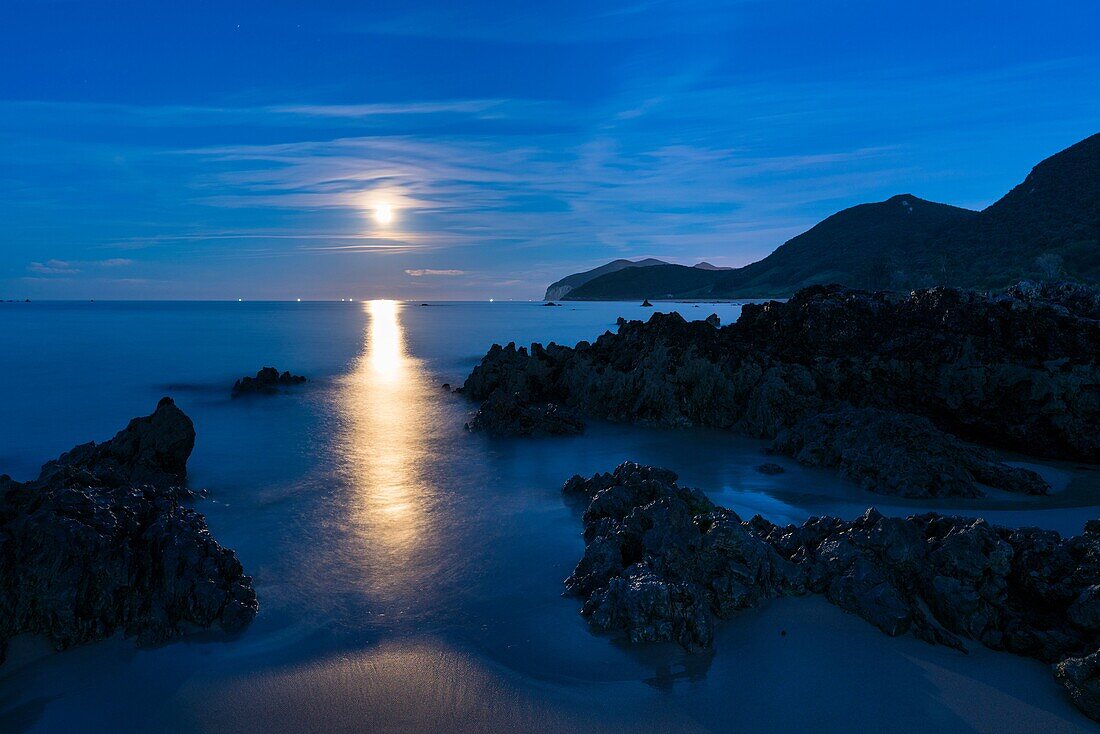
left=297, top=298, right=301, bottom=302
left=237, top=298, right=242, bottom=302
left=489, top=298, right=494, bottom=303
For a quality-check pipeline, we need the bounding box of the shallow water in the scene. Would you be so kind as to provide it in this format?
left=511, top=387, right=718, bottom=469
left=1, top=299, right=1097, bottom=733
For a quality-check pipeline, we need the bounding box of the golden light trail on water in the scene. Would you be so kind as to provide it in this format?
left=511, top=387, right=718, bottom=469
left=337, top=299, right=438, bottom=596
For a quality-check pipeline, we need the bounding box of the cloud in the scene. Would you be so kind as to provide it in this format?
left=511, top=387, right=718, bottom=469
left=405, top=269, right=465, bottom=276
left=27, top=259, right=79, bottom=275
left=26, top=258, right=134, bottom=276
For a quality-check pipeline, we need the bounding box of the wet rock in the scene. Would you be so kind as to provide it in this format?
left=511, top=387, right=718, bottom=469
left=1054, top=650, right=1100, bottom=721
left=771, top=407, right=1049, bottom=498
left=564, top=462, right=1100, bottom=720
left=465, top=390, right=584, bottom=437
left=232, top=366, right=308, bottom=396
left=464, top=282, right=1099, bottom=494
left=37, top=396, right=195, bottom=489
left=564, top=462, right=798, bottom=650
left=0, top=399, right=257, bottom=665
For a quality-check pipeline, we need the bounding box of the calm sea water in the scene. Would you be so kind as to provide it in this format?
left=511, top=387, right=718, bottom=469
left=1, top=300, right=1097, bottom=733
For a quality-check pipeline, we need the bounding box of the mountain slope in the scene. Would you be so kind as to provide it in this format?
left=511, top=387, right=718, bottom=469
left=565, top=263, right=726, bottom=300
left=543, top=258, right=667, bottom=300
left=556, top=132, right=1100, bottom=300
left=710, top=195, right=978, bottom=296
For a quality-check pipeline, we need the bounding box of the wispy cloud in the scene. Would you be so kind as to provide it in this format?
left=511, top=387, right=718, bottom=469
left=28, top=259, right=79, bottom=275
left=26, top=258, right=135, bottom=276
left=405, top=268, right=465, bottom=276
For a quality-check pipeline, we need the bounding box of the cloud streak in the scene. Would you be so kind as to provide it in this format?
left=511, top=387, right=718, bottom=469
left=405, top=268, right=465, bottom=276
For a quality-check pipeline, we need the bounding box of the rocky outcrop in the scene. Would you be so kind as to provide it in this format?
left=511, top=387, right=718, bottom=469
left=563, top=462, right=1100, bottom=720
left=37, top=396, right=195, bottom=488
left=1055, top=650, right=1100, bottom=721
left=232, top=366, right=307, bottom=396
left=771, top=407, right=1049, bottom=498
left=0, top=398, right=257, bottom=664
left=463, top=282, right=1100, bottom=497
left=465, top=391, right=584, bottom=437
left=563, top=463, right=793, bottom=650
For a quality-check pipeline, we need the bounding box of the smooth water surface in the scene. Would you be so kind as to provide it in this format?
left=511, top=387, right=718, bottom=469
left=1, top=300, right=1097, bottom=733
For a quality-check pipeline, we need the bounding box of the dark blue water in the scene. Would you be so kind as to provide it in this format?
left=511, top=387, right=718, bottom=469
left=1, top=300, right=1095, bottom=733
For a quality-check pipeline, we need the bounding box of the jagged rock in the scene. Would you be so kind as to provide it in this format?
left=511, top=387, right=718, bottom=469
left=1054, top=650, right=1100, bottom=721
left=771, top=407, right=1049, bottom=498
left=0, top=399, right=257, bottom=665
left=465, top=390, right=584, bottom=437
left=543, top=301, right=561, bottom=307
left=464, top=282, right=1100, bottom=496
left=563, top=462, right=1100, bottom=720
left=705, top=313, right=720, bottom=328
left=641, top=299, right=653, bottom=307
left=37, top=396, right=195, bottom=489
left=563, top=463, right=799, bottom=650
left=232, top=366, right=308, bottom=396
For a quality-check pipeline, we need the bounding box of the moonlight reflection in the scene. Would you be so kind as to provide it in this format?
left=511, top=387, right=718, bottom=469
left=339, top=299, right=439, bottom=596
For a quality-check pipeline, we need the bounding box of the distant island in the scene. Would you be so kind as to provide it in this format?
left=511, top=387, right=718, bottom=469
left=547, top=132, right=1099, bottom=301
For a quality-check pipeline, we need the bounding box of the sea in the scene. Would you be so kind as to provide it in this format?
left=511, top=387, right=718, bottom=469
left=0, top=299, right=1096, bottom=733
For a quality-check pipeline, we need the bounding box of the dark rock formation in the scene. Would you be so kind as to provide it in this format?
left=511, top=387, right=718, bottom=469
left=704, top=313, right=720, bottom=328
left=641, top=299, right=653, bottom=307
left=772, top=407, right=1049, bottom=498
left=232, top=366, right=307, bottom=396
left=0, top=398, right=257, bottom=665
left=465, top=390, right=584, bottom=437
left=563, top=462, right=1100, bottom=720
left=1055, top=650, right=1100, bottom=721
left=543, top=301, right=561, bottom=307
left=463, top=282, right=1100, bottom=497
left=37, top=396, right=195, bottom=489
left=563, top=463, right=793, bottom=650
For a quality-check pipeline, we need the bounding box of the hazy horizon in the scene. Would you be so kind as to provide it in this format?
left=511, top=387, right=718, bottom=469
left=3, top=1, right=1098, bottom=301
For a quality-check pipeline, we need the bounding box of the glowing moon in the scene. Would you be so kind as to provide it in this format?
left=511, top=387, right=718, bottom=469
left=373, top=203, right=395, bottom=226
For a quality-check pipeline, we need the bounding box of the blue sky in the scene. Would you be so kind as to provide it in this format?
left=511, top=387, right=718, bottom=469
left=2, top=0, right=1098, bottom=300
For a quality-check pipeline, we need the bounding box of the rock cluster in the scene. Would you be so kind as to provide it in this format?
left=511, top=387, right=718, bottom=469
left=232, top=366, right=308, bottom=396
left=463, top=282, right=1100, bottom=497
left=465, top=390, right=584, bottom=437
left=564, top=462, right=1100, bottom=720
left=0, top=398, right=257, bottom=664
left=771, top=407, right=1048, bottom=498
left=564, top=463, right=791, bottom=650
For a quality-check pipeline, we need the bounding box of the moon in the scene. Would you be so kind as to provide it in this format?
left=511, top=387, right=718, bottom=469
left=373, top=203, right=395, bottom=226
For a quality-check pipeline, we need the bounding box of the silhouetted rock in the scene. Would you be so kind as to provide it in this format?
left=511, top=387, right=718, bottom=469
left=463, top=282, right=1100, bottom=496
left=704, top=313, right=720, bottom=328
left=0, top=399, right=256, bottom=665
left=37, top=396, right=195, bottom=489
left=543, top=301, right=561, bottom=307
left=641, top=299, right=653, bottom=307
left=232, top=366, right=307, bottom=396
left=563, top=462, right=1100, bottom=720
